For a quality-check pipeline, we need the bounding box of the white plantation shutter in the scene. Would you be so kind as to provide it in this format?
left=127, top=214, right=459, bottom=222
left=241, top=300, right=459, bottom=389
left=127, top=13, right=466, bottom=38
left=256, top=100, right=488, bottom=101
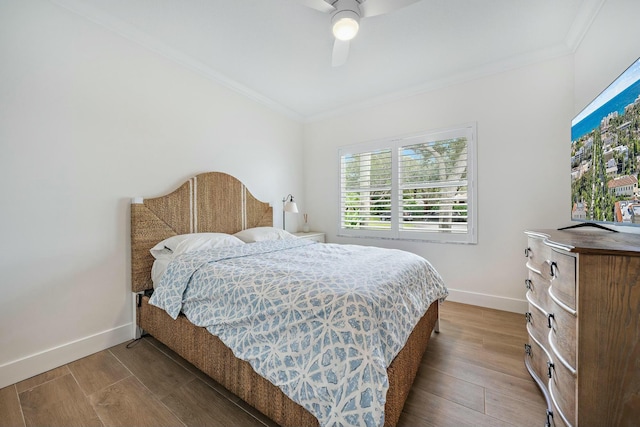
left=398, top=136, right=469, bottom=234
left=339, top=123, right=477, bottom=243
left=340, top=149, right=393, bottom=234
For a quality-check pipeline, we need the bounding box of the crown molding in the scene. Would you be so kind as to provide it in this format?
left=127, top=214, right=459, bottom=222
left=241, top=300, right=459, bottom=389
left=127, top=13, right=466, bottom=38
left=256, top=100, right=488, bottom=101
left=564, top=0, right=606, bottom=52
left=305, top=43, right=575, bottom=123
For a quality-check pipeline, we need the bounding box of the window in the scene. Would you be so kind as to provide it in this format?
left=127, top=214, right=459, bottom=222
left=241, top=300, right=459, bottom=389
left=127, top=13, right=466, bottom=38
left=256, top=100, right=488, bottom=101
left=339, top=123, right=477, bottom=243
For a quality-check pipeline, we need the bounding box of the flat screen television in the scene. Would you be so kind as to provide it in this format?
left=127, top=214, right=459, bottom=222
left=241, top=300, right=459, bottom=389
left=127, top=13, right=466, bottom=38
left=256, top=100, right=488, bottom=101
left=570, top=57, right=640, bottom=228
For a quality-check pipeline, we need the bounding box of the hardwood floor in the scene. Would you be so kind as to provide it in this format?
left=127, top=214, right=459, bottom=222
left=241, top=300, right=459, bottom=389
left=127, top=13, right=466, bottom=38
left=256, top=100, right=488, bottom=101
left=0, top=302, right=546, bottom=427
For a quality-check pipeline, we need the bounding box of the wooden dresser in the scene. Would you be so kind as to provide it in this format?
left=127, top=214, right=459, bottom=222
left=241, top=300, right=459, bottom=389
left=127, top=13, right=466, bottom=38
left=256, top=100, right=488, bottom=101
left=523, top=228, right=640, bottom=427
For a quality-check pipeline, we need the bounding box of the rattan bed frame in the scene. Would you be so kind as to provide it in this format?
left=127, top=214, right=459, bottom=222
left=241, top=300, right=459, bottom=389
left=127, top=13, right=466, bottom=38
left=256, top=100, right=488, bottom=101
left=130, top=171, right=439, bottom=426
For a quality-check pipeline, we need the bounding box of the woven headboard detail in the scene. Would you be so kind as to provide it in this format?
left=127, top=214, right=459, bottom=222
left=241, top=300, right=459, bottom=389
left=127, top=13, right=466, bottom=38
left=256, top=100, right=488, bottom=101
left=131, top=172, right=273, bottom=292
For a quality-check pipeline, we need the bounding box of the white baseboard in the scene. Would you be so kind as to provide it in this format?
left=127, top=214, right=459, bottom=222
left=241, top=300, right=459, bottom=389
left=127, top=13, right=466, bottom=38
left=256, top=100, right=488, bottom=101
left=444, top=288, right=527, bottom=314
left=0, top=323, right=133, bottom=389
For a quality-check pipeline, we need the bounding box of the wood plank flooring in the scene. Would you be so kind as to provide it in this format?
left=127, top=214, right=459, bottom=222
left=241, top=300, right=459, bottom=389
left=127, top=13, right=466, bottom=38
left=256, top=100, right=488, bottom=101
left=0, top=302, right=546, bottom=427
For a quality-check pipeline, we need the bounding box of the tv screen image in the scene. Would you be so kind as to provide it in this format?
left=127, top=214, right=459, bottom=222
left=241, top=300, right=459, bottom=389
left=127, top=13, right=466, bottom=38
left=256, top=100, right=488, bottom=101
left=571, top=57, right=640, bottom=227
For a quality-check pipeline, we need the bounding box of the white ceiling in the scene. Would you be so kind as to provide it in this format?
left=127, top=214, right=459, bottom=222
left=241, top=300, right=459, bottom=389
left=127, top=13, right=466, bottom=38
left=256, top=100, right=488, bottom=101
left=53, top=0, right=605, bottom=121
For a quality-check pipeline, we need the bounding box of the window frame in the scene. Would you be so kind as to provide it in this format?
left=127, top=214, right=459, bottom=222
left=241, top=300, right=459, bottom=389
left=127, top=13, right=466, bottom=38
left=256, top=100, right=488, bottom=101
left=338, top=122, right=477, bottom=244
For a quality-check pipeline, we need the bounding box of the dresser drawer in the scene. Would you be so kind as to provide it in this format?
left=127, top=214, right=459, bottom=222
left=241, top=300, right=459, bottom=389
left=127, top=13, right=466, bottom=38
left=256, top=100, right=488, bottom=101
left=548, top=298, right=576, bottom=370
left=526, top=235, right=552, bottom=275
left=526, top=295, right=549, bottom=347
left=549, top=250, right=576, bottom=310
left=525, top=329, right=552, bottom=386
left=549, top=356, right=576, bottom=427
left=525, top=270, right=549, bottom=308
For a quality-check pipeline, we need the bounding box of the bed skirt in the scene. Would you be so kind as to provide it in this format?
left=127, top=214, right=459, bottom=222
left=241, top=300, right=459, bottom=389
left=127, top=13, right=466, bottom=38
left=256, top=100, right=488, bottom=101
left=137, top=296, right=438, bottom=427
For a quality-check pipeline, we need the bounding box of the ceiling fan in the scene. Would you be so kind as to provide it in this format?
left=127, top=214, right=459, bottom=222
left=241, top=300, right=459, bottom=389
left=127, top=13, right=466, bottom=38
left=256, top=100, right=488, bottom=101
left=294, top=0, right=421, bottom=66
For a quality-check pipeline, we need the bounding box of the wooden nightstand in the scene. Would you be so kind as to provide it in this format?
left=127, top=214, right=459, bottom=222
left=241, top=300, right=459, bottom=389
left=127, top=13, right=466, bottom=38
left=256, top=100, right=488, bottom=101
left=293, top=231, right=325, bottom=243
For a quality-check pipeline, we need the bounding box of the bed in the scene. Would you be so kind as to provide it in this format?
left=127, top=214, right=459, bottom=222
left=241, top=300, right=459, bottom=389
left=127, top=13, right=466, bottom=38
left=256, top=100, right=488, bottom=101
left=131, top=171, right=447, bottom=427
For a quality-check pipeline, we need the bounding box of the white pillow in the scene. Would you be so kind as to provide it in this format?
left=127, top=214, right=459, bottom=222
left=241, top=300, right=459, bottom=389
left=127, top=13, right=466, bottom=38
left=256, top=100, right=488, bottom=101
left=150, top=233, right=244, bottom=258
left=234, top=227, right=296, bottom=243
left=151, top=257, right=172, bottom=286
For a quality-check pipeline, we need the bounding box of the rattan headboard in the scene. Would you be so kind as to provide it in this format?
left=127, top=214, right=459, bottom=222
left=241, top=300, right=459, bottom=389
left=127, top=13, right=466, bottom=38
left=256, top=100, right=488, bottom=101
left=130, top=172, right=273, bottom=292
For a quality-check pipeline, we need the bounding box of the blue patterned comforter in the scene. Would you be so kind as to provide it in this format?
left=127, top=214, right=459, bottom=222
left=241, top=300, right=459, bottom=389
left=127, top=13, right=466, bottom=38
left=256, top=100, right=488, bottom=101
left=149, top=239, right=447, bottom=427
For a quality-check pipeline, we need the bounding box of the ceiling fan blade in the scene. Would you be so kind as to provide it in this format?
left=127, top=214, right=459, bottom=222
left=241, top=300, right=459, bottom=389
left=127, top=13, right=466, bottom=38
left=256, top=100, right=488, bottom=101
left=332, top=39, right=350, bottom=67
left=292, top=0, right=335, bottom=13
left=360, top=0, right=420, bottom=17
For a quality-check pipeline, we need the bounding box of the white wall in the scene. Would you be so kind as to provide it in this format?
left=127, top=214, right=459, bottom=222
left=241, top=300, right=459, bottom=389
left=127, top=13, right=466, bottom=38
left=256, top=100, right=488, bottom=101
left=303, top=55, right=574, bottom=313
left=0, top=0, right=303, bottom=387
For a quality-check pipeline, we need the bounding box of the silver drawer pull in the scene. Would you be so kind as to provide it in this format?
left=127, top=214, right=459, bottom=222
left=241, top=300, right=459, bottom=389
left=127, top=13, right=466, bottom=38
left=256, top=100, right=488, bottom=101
left=524, top=279, right=532, bottom=290
left=547, top=313, right=555, bottom=329
left=547, top=361, right=554, bottom=378
left=545, top=409, right=553, bottom=427
left=549, top=261, right=558, bottom=278
left=525, top=312, right=532, bottom=323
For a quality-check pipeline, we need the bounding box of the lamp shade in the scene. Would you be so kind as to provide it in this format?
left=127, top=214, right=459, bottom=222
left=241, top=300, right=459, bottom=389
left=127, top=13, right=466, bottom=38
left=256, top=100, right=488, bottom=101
left=284, top=200, right=298, bottom=213
left=282, top=194, right=298, bottom=231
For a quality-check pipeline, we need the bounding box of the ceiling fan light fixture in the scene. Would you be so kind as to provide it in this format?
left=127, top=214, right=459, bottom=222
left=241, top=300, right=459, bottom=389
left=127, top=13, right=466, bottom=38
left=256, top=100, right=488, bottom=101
left=332, top=10, right=360, bottom=41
